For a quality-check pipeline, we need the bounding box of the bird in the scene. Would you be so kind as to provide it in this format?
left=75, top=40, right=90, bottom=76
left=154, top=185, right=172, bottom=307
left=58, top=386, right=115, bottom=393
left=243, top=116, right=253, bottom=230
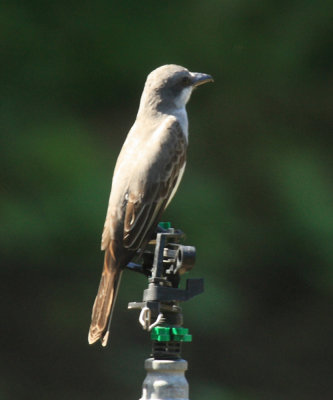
left=88, top=64, right=213, bottom=347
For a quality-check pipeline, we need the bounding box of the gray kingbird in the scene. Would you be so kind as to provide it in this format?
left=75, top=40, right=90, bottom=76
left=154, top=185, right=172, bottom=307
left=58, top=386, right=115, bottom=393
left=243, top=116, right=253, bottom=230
left=88, top=64, right=213, bottom=346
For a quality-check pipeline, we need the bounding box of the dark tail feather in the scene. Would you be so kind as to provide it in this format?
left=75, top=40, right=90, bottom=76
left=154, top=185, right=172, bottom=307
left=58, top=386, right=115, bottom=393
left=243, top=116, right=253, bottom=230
left=88, top=248, right=122, bottom=346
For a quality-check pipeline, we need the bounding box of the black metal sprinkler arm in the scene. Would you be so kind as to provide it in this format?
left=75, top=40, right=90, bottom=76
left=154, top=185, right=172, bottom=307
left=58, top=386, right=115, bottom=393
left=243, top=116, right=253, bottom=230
left=126, top=223, right=204, bottom=360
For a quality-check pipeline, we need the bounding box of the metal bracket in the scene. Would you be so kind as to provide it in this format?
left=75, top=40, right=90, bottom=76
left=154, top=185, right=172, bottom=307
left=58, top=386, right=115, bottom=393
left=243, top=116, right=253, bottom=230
left=127, top=226, right=204, bottom=335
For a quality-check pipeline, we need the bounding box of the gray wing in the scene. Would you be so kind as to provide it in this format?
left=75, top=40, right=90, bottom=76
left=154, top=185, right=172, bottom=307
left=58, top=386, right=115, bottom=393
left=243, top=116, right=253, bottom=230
left=122, top=118, right=187, bottom=250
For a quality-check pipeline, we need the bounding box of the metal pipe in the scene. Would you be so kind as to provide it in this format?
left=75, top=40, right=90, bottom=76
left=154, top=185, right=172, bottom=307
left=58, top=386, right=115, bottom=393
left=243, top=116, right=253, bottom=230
left=140, top=358, right=189, bottom=400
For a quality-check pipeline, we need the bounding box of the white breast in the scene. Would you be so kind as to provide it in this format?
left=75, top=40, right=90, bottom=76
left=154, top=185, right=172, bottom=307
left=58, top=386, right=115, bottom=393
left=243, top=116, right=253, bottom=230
left=173, top=108, right=189, bottom=141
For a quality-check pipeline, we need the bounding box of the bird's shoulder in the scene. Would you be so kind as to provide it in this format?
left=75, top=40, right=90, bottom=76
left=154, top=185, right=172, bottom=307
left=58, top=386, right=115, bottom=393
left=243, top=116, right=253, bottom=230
left=149, top=115, right=187, bottom=149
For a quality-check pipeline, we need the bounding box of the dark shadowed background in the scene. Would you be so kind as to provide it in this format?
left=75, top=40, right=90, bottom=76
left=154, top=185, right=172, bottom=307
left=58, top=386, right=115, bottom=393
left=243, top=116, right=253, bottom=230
left=1, top=1, right=333, bottom=399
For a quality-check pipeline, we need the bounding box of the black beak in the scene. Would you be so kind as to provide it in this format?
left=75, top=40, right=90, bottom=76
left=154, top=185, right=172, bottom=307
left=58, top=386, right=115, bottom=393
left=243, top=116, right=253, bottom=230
left=192, top=72, right=214, bottom=87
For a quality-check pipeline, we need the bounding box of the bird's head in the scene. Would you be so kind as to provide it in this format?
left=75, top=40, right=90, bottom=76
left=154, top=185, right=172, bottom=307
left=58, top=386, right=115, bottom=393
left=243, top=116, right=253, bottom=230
left=139, top=64, right=213, bottom=114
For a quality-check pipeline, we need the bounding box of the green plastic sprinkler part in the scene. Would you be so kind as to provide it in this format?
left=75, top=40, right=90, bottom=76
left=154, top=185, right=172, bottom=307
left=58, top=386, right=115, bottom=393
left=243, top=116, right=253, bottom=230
left=151, top=327, right=171, bottom=342
left=171, top=327, right=192, bottom=342
left=158, top=221, right=172, bottom=230
left=151, top=326, right=192, bottom=342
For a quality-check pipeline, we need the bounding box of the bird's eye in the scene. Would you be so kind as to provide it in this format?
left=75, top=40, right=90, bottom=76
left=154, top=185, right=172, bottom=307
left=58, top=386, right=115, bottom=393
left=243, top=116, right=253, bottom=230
left=181, top=76, right=191, bottom=86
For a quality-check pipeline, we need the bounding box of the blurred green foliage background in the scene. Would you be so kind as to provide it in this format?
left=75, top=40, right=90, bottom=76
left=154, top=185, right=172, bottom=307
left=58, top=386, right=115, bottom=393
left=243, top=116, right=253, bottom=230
left=1, top=1, right=333, bottom=399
